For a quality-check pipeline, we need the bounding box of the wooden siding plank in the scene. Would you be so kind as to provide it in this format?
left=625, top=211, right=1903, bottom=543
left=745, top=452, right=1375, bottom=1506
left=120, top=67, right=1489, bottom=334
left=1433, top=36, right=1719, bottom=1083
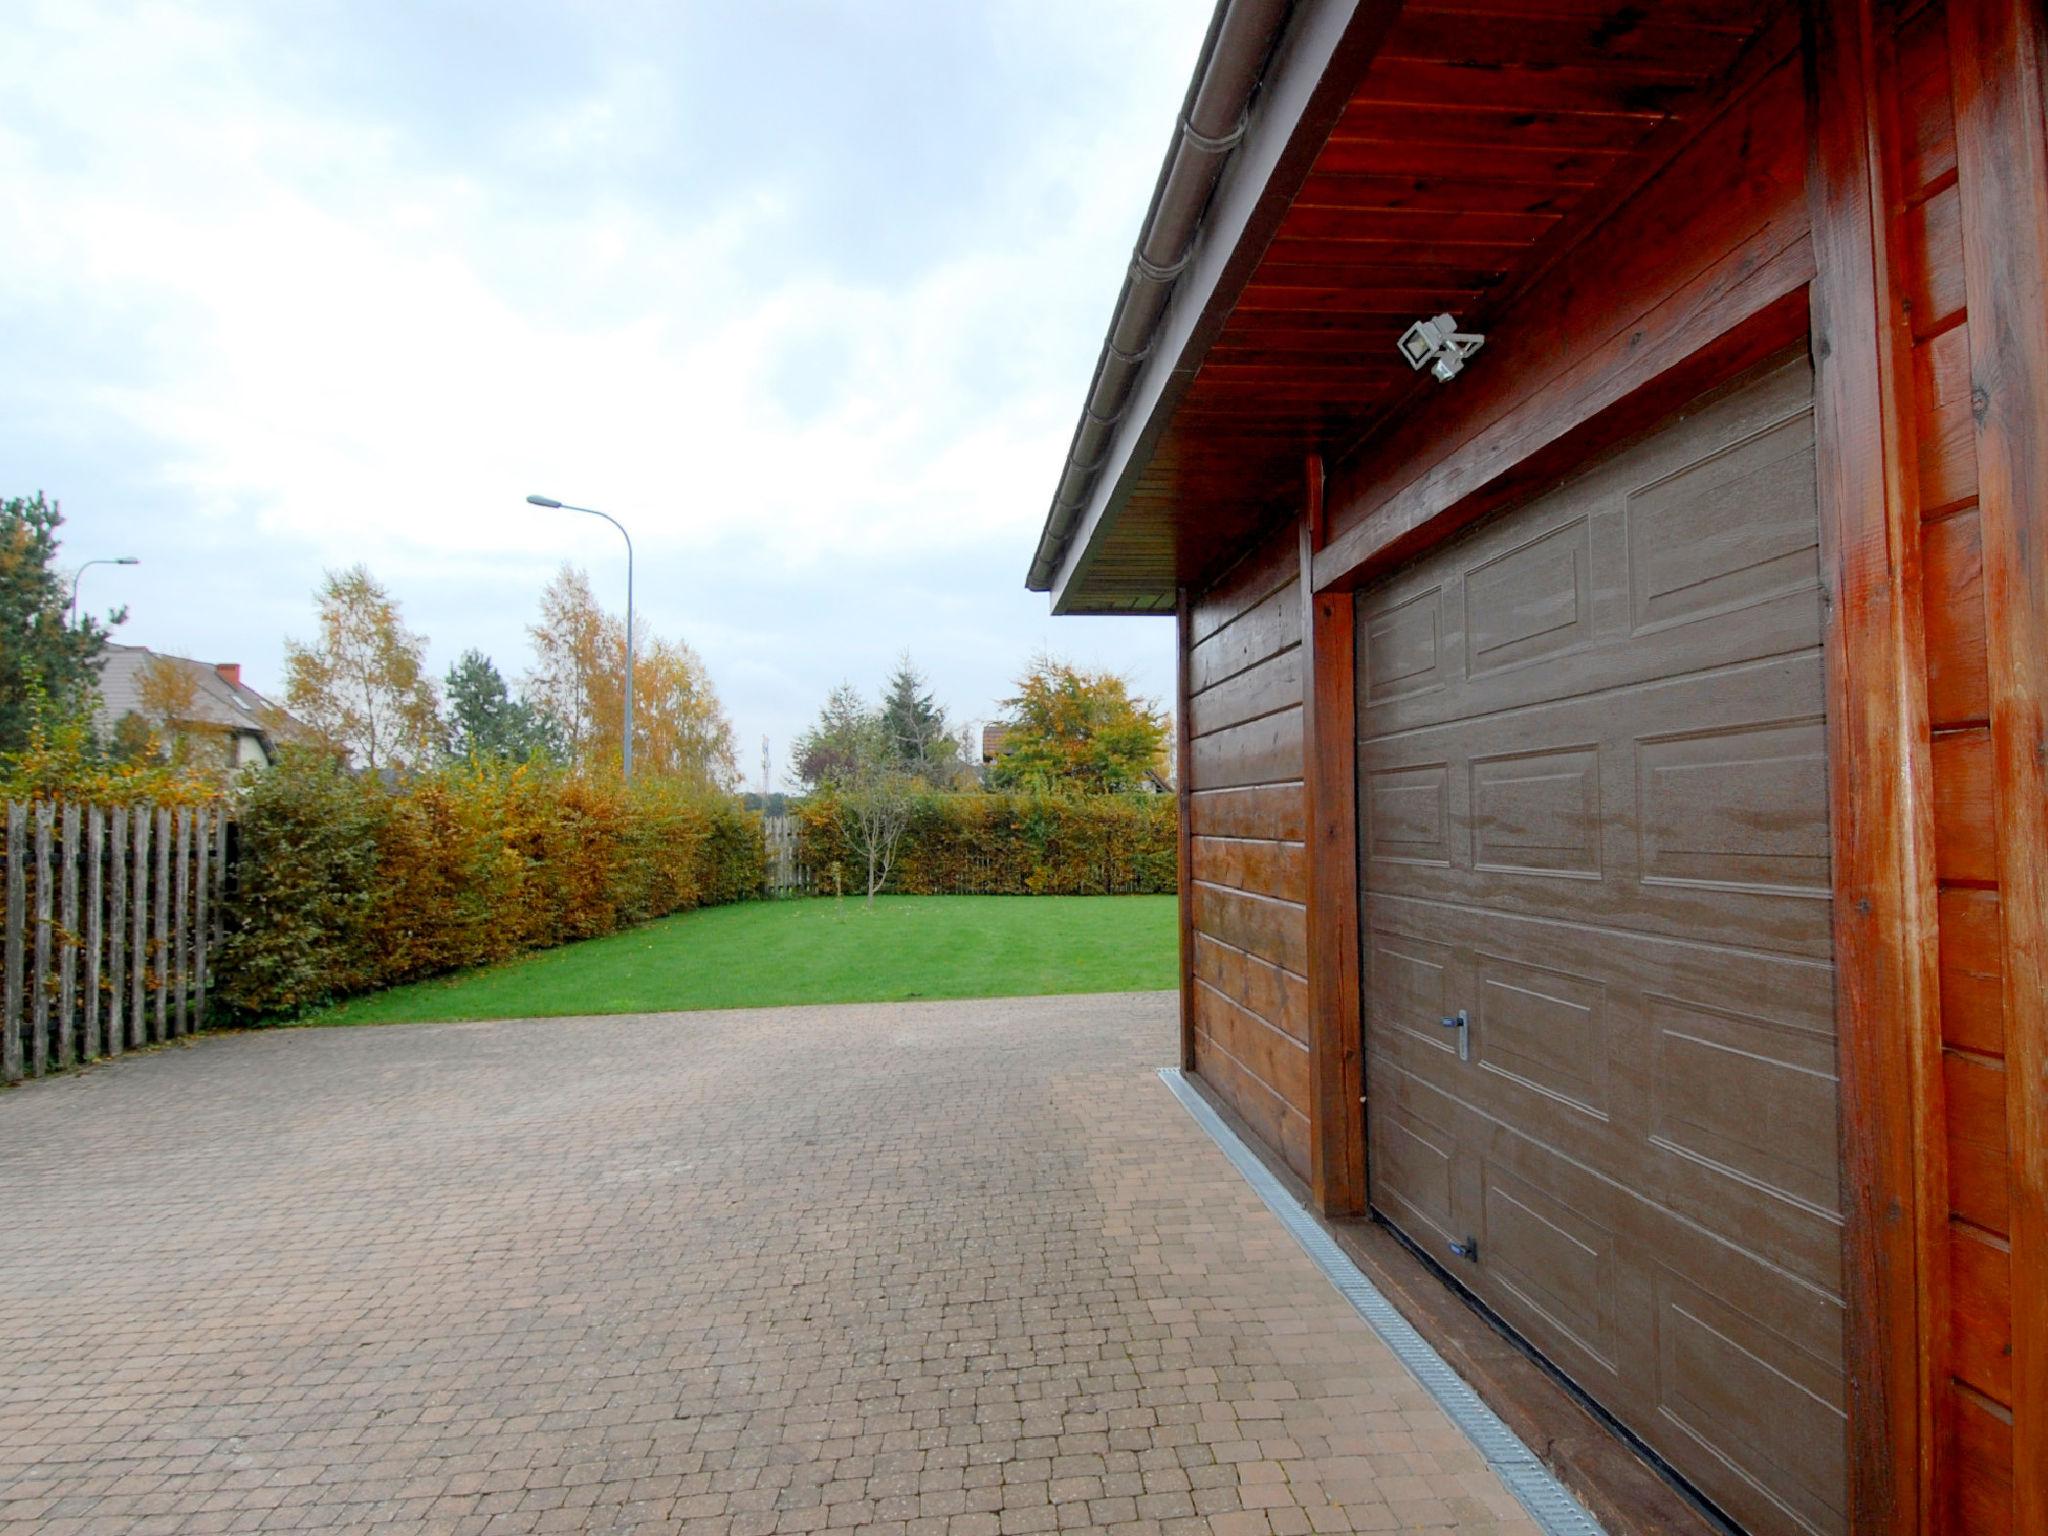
left=1894, top=0, right=1959, bottom=192
left=1953, top=1389, right=2014, bottom=1535
left=1190, top=836, right=1307, bottom=904
left=1913, top=323, right=1979, bottom=511
left=1949, top=1225, right=2012, bottom=1403
left=1188, top=648, right=1303, bottom=739
left=1938, top=886, right=2004, bottom=1056
left=1189, top=580, right=1301, bottom=693
left=1189, top=707, right=1306, bottom=790
left=1930, top=726, right=1995, bottom=884
left=1901, top=181, right=1966, bottom=337
left=1189, top=785, right=1307, bottom=843
left=1950, top=1, right=2048, bottom=1520
left=1923, top=506, right=1991, bottom=727
left=1945, top=1050, right=2010, bottom=1235
left=1194, top=979, right=1311, bottom=1112
left=1192, top=881, right=1308, bottom=979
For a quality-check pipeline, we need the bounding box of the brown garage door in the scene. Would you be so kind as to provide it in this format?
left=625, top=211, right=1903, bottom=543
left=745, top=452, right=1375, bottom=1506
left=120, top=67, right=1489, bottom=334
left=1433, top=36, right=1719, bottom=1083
left=1356, top=355, right=1845, bottom=1536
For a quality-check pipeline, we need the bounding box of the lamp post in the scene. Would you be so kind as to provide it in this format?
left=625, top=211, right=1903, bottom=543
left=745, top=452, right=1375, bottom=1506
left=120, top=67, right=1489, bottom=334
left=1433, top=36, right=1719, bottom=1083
left=70, top=556, right=140, bottom=624
left=527, top=495, right=635, bottom=782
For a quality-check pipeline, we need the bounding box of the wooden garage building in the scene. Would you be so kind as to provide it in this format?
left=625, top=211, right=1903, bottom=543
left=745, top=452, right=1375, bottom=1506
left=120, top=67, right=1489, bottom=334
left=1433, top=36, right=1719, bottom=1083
left=1027, top=3, right=2044, bottom=1533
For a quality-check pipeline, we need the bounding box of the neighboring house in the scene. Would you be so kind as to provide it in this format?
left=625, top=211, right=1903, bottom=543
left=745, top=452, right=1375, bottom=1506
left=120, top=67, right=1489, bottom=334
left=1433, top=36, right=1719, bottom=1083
left=978, top=723, right=1009, bottom=767
left=1027, top=6, right=2047, bottom=1535
left=96, top=645, right=312, bottom=770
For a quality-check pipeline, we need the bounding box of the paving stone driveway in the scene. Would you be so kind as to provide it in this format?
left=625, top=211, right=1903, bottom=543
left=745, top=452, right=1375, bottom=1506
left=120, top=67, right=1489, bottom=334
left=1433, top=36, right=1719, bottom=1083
left=0, top=993, right=1539, bottom=1536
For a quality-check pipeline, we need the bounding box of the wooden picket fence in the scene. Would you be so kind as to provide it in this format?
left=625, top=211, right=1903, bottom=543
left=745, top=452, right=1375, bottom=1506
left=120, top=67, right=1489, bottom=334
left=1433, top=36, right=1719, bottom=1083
left=1, top=801, right=230, bottom=1084
left=763, top=814, right=809, bottom=896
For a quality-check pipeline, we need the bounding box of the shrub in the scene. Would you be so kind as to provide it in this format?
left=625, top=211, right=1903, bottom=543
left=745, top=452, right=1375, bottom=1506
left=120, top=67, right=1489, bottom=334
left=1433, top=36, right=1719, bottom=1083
left=216, top=752, right=763, bottom=1021
left=794, top=792, right=1175, bottom=896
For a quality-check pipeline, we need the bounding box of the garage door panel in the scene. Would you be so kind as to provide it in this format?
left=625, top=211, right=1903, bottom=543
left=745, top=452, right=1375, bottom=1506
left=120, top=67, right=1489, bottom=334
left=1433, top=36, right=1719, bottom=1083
left=1362, top=653, right=1834, bottom=957
left=1472, top=952, right=1612, bottom=1120
left=1653, top=1271, right=1848, bottom=1536
left=1359, top=355, right=1843, bottom=1536
left=1480, top=1160, right=1624, bottom=1374
left=1648, top=994, right=1844, bottom=1217
left=1358, top=362, right=1821, bottom=741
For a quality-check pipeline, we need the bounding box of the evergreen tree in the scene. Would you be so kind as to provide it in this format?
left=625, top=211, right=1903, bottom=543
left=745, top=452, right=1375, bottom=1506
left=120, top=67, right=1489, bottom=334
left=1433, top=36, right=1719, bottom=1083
left=0, top=492, right=120, bottom=753
left=444, top=649, right=559, bottom=764
left=879, top=655, right=962, bottom=782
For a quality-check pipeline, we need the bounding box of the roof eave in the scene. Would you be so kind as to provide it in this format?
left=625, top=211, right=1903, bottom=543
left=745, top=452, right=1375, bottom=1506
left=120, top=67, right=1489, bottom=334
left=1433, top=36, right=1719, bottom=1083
left=1030, top=0, right=1401, bottom=615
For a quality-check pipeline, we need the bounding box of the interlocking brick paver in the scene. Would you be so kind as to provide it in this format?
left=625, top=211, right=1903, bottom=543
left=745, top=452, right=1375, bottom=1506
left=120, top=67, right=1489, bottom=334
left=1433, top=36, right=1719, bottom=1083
left=0, top=993, right=1540, bottom=1534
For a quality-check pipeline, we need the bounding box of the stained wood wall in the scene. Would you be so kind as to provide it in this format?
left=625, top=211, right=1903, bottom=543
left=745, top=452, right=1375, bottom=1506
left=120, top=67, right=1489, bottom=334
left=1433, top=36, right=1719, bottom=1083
left=1878, top=1, right=2028, bottom=1526
left=1182, top=524, right=1312, bottom=1178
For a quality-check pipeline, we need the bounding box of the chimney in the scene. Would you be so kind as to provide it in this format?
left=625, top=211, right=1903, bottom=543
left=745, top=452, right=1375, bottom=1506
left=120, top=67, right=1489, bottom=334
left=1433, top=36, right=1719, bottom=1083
left=216, top=662, right=242, bottom=689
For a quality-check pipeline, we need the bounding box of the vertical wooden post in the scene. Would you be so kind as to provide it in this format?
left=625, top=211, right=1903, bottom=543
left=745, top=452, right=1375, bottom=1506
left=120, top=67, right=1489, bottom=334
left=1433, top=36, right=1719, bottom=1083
left=153, top=806, right=170, bottom=1043
left=31, top=803, right=52, bottom=1077
left=173, top=807, right=191, bottom=1037
left=1174, top=586, right=1197, bottom=1073
left=130, top=806, right=150, bottom=1046
left=107, top=805, right=127, bottom=1056
left=84, top=807, right=104, bottom=1060
left=3, top=803, right=23, bottom=1084
left=212, top=811, right=228, bottom=952
left=193, top=808, right=212, bottom=1026
left=1807, top=3, right=1944, bottom=1529
left=1950, top=1, right=2048, bottom=1525
left=57, top=802, right=79, bottom=1067
left=1300, top=456, right=1366, bottom=1218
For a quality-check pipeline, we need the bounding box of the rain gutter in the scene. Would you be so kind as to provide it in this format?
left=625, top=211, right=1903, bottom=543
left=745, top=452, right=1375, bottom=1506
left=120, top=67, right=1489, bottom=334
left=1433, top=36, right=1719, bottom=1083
left=1026, top=0, right=1399, bottom=610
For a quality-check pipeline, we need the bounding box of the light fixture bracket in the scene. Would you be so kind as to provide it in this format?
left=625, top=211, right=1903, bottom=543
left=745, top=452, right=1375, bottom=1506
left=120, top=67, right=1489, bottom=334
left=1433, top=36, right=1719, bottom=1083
left=1397, top=312, right=1486, bottom=383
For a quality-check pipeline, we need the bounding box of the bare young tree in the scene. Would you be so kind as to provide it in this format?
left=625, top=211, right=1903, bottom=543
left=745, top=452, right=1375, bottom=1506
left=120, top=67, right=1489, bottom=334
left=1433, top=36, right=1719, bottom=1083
left=838, top=720, right=915, bottom=905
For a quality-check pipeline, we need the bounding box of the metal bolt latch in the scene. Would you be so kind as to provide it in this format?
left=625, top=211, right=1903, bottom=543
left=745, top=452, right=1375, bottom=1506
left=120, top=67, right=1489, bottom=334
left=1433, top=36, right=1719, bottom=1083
left=1448, top=1236, right=1479, bottom=1262
left=1438, top=1009, right=1470, bottom=1062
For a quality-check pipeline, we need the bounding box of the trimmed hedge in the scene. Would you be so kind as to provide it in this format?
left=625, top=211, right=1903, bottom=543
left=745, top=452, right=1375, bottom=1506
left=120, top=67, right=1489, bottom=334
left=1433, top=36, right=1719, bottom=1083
left=795, top=792, right=1175, bottom=896
left=216, top=751, right=763, bottom=1021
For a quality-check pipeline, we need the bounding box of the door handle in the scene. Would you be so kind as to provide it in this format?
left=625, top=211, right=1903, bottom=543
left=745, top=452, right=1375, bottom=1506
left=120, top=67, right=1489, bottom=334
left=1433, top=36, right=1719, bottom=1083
left=1448, top=1236, right=1480, bottom=1262
left=1438, top=1009, right=1470, bottom=1062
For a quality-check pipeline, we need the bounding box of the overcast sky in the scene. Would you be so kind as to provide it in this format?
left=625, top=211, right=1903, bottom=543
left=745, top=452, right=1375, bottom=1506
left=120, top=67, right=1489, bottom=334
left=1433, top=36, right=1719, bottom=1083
left=3, top=0, right=1204, bottom=786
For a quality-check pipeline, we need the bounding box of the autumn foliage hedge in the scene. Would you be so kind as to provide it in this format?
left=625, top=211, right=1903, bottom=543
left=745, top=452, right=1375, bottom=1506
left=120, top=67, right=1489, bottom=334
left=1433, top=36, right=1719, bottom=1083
left=794, top=792, right=1175, bottom=896
left=215, top=751, right=762, bottom=1020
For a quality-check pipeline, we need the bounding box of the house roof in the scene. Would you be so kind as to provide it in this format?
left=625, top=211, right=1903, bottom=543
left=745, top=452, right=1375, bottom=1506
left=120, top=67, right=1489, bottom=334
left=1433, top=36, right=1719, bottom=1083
left=1028, top=0, right=1787, bottom=614
left=95, top=645, right=313, bottom=744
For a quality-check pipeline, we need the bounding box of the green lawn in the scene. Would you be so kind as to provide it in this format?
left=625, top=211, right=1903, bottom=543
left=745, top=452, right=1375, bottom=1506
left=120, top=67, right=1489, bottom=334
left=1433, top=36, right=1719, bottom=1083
left=297, top=894, right=1179, bottom=1026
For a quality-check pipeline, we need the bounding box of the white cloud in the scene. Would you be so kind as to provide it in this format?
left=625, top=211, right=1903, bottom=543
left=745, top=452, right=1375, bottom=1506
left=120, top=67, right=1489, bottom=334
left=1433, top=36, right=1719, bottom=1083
left=1, top=0, right=1201, bottom=759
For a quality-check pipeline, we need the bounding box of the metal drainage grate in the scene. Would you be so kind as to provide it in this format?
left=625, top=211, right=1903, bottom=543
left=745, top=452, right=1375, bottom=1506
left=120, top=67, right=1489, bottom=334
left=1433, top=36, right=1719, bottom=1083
left=1157, top=1067, right=1607, bottom=1536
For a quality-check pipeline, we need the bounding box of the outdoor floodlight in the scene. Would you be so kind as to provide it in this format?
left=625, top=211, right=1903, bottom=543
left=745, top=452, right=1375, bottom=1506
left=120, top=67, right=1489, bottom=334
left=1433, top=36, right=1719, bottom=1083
left=1398, top=312, right=1486, bottom=383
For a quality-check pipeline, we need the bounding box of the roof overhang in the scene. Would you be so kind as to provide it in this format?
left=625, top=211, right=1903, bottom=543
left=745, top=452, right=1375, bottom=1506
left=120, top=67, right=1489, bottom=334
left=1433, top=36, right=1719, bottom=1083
left=1029, top=0, right=1789, bottom=615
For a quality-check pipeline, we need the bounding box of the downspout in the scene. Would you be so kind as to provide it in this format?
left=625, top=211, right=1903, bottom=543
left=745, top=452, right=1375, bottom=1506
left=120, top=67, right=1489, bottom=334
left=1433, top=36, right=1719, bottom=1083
left=1027, top=0, right=1292, bottom=593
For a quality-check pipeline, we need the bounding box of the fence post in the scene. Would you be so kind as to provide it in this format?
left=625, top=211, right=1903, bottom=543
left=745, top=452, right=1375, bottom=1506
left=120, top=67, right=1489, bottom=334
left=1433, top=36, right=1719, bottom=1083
left=153, top=806, right=170, bottom=1043
left=131, top=806, right=151, bottom=1047
left=32, top=803, right=53, bottom=1076
left=193, top=808, right=211, bottom=1027
left=107, top=805, right=127, bottom=1056
left=84, top=806, right=104, bottom=1060
left=173, top=808, right=191, bottom=1037
left=3, top=804, right=22, bottom=1084
left=57, top=802, right=79, bottom=1067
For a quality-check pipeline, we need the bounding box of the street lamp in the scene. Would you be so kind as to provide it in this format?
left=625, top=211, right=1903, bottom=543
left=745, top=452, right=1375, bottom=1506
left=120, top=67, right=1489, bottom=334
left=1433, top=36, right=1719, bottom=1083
left=70, top=556, right=140, bottom=624
left=527, top=494, right=636, bottom=782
